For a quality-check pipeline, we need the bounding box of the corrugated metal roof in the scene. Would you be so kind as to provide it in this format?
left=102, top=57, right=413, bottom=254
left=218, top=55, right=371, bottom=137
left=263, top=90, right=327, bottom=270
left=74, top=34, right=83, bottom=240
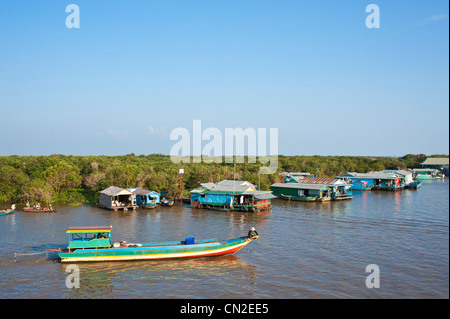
left=411, top=168, right=439, bottom=172
left=100, top=186, right=133, bottom=196
left=298, top=177, right=345, bottom=185
left=131, top=188, right=153, bottom=196
left=383, top=170, right=412, bottom=176
left=210, top=180, right=256, bottom=193
left=200, top=183, right=216, bottom=190
left=252, top=191, right=277, bottom=199
left=338, top=172, right=399, bottom=180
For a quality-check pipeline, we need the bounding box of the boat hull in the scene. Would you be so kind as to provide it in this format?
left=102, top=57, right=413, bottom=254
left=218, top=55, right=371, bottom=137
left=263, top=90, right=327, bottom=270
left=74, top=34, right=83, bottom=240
left=59, top=236, right=255, bottom=263
left=0, top=209, right=14, bottom=216
left=23, top=208, right=57, bottom=213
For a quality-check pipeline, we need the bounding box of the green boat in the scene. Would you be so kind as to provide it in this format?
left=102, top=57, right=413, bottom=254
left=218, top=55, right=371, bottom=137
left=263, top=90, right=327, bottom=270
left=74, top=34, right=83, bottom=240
left=270, top=183, right=332, bottom=202
left=412, top=169, right=445, bottom=180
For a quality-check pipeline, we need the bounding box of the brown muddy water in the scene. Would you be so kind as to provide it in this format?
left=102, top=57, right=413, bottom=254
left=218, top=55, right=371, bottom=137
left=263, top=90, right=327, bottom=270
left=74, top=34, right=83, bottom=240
left=0, top=179, right=448, bottom=298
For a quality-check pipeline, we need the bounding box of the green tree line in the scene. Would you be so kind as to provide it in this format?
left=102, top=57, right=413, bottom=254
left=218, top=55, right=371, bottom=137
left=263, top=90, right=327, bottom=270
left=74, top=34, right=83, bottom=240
left=0, top=153, right=440, bottom=206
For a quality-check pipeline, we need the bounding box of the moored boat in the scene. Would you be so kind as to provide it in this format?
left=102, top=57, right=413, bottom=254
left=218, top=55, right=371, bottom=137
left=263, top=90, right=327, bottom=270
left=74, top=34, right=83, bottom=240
left=23, top=206, right=56, bottom=213
left=160, top=199, right=174, bottom=207
left=406, top=180, right=422, bottom=189
left=190, top=180, right=275, bottom=212
left=0, top=204, right=15, bottom=216
left=58, top=226, right=259, bottom=262
left=411, top=169, right=445, bottom=180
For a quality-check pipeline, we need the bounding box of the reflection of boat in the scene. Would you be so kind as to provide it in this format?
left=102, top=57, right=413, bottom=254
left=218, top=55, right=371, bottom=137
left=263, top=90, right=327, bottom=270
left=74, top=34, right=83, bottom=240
left=59, top=226, right=258, bottom=263
left=23, top=206, right=56, bottom=213
left=160, top=199, right=174, bottom=207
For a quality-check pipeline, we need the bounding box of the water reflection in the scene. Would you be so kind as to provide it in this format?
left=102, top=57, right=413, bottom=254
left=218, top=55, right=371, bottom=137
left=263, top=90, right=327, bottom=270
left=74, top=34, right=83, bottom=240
left=1, top=180, right=448, bottom=298
left=63, top=255, right=256, bottom=299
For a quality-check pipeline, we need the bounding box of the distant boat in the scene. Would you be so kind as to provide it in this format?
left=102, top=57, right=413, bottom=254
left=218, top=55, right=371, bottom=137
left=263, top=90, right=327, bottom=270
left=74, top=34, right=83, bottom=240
left=0, top=206, right=15, bottom=216
left=58, top=225, right=259, bottom=262
left=23, top=206, right=56, bottom=213
left=160, top=199, right=174, bottom=207
left=405, top=180, right=422, bottom=189
left=411, top=169, right=445, bottom=180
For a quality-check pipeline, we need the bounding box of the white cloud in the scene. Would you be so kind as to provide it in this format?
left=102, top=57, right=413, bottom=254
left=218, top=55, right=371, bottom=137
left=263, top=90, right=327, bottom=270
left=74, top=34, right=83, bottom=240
left=107, top=129, right=131, bottom=141
left=148, top=126, right=168, bottom=137
left=427, top=14, right=447, bottom=22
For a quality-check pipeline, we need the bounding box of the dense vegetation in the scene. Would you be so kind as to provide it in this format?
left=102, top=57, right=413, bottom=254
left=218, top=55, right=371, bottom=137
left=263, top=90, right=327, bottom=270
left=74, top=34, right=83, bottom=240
left=0, top=153, right=445, bottom=206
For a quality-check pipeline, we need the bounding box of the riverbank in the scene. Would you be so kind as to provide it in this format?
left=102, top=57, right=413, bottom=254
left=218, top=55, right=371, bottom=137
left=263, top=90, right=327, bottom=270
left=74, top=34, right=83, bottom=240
left=0, top=153, right=446, bottom=205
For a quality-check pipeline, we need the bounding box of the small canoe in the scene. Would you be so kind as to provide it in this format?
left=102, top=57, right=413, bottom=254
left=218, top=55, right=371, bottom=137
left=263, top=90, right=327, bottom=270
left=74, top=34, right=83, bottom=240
left=23, top=207, right=57, bottom=213
left=160, top=199, right=174, bottom=207
left=0, top=209, right=15, bottom=216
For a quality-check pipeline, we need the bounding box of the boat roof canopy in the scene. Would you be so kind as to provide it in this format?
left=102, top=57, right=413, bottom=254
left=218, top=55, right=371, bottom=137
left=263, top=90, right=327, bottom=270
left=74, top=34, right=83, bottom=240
left=66, top=226, right=112, bottom=234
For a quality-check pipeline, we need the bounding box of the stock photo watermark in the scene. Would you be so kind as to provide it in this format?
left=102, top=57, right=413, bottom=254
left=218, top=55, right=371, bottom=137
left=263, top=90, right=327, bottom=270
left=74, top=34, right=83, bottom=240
left=365, top=264, right=380, bottom=289
left=65, top=4, right=80, bottom=29
left=65, top=264, right=80, bottom=289
left=366, top=4, right=380, bottom=29
left=169, top=120, right=279, bottom=174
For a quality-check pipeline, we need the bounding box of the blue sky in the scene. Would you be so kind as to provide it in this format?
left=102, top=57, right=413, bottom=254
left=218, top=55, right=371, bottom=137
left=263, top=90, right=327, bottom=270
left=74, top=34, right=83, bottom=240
left=0, top=0, right=448, bottom=156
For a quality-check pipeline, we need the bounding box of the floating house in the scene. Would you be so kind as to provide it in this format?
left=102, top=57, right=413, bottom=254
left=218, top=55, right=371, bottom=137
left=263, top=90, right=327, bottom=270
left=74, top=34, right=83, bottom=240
left=128, top=188, right=160, bottom=209
left=271, top=177, right=352, bottom=201
left=99, top=186, right=138, bottom=211
left=190, top=180, right=276, bottom=212
left=383, top=170, right=421, bottom=189
left=279, top=172, right=313, bottom=183
left=410, top=169, right=445, bottom=180
left=270, top=182, right=331, bottom=201
left=336, top=172, right=405, bottom=191
left=421, top=157, right=449, bottom=176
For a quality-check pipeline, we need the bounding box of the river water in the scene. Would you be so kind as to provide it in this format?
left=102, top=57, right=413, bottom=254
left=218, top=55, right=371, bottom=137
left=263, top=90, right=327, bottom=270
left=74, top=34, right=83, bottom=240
left=0, top=179, right=448, bottom=299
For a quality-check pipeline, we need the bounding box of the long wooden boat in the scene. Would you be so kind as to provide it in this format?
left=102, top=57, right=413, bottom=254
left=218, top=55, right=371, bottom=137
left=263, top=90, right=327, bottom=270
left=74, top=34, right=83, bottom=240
left=23, top=207, right=57, bottom=213
left=0, top=208, right=15, bottom=216
left=58, top=226, right=258, bottom=263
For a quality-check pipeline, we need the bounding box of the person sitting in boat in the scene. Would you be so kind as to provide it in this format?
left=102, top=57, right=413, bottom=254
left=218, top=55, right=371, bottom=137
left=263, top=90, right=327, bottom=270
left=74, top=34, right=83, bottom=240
left=26, top=201, right=30, bottom=208
left=49, top=204, right=53, bottom=211
left=11, top=204, right=16, bottom=210
left=247, top=227, right=259, bottom=239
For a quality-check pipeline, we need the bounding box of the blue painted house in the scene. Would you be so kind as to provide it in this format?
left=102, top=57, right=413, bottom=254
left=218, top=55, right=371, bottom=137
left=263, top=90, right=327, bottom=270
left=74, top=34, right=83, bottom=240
left=128, top=188, right=161, bottom=208
left=190, top=180, right=276, bottom=212
left=285, top=177, right=353, bottom=200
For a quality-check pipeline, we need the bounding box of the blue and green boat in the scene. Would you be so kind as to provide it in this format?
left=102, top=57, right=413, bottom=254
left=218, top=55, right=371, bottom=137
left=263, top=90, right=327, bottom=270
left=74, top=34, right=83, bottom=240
left=58, top=226, right=258, bottom=263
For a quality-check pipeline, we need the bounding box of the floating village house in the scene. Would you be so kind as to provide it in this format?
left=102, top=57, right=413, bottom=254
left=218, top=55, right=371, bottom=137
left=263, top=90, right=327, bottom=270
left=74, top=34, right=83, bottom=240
left=420, top=157, right=449, bottom=174
left=410, top=168, right=445, bottom=180
left=190, top=180, right=276, bottom=212
left=128, top=188, right=160, bottom=208
left=336, top=172, right=405, bottom=191
left=279, top=172, right=313, bottom=183
left=99, top=186, right=138, bottom=211
left=270, top=182, right=332, bottom=201
left=271, top=176, right=352, bottom=201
